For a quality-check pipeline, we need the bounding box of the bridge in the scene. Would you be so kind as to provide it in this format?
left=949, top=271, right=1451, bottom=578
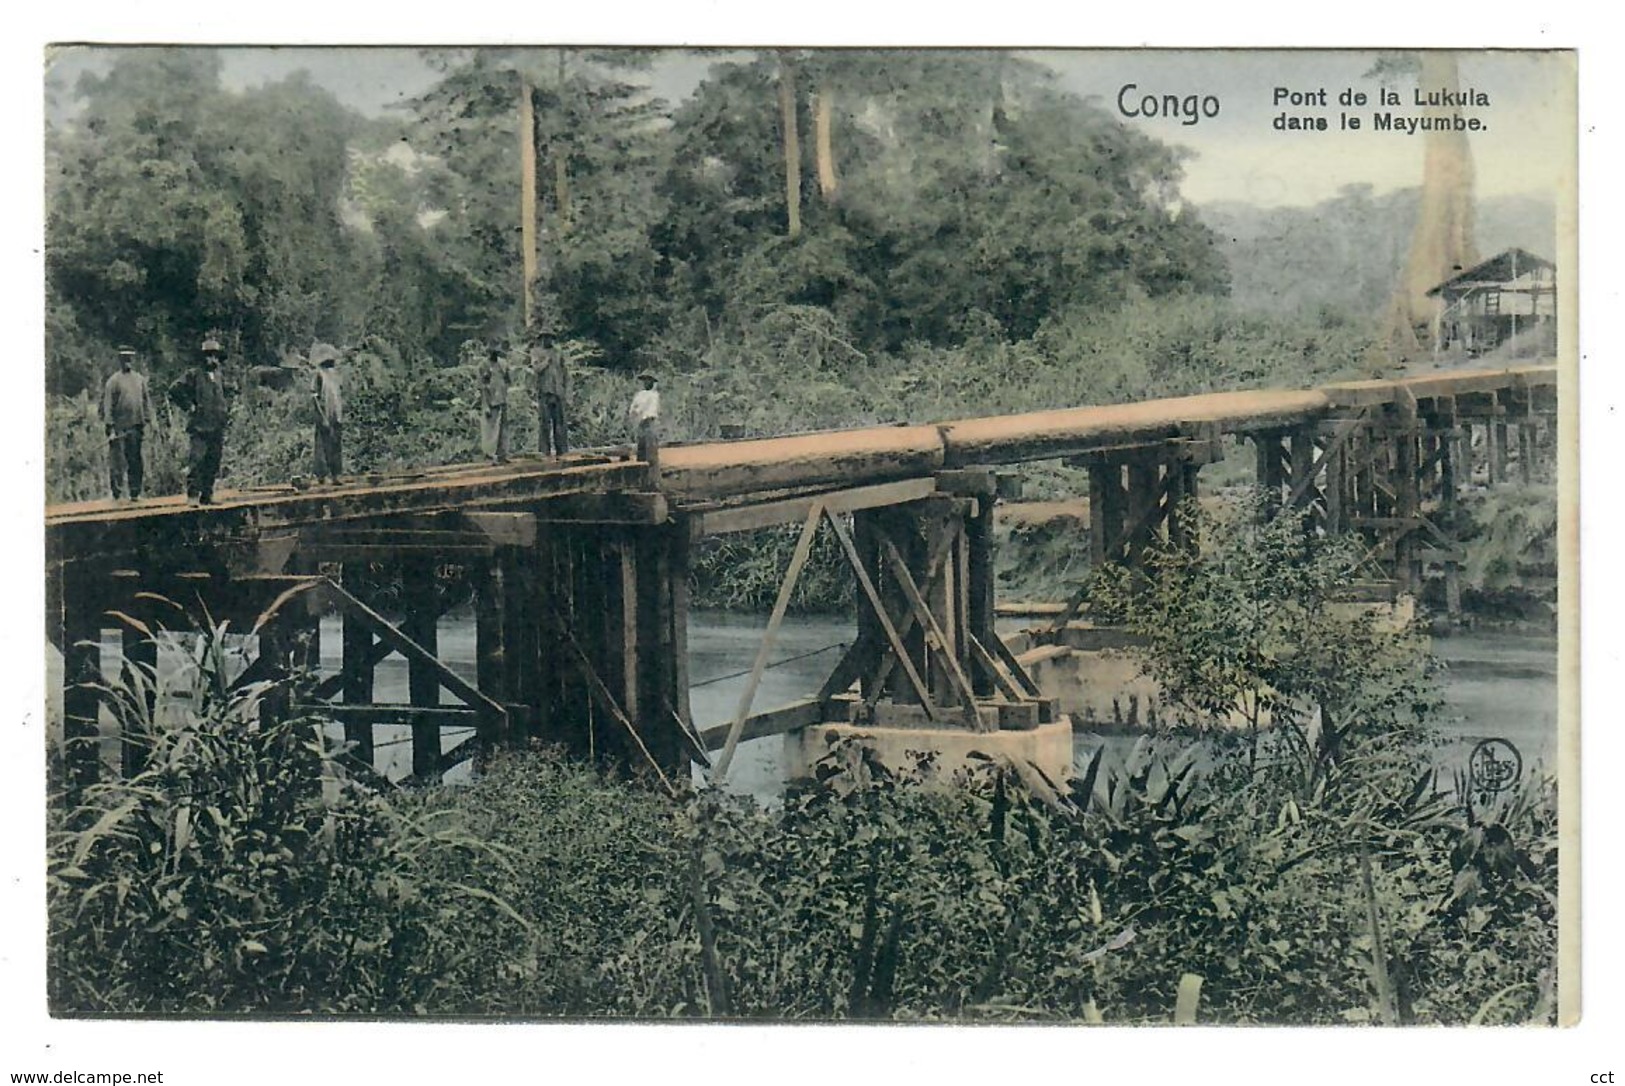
left=46, top=364, right=1559, bottom=793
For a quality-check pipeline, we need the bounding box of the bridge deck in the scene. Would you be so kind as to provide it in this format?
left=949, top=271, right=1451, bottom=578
left=46, top=364, right=1556, bottom=553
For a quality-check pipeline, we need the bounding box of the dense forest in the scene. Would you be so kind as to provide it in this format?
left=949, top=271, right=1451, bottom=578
left=46, top=49, right=1231, bottom=392
left=42, top=46, right=1555, bottom=504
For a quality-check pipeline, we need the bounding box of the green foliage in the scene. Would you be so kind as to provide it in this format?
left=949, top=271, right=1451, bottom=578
left=47, top=52, right=366, bottom=392
left=44, top=47, right=1382, bottom=506
left=1092, top=493, right=1439, bottom=779
left=49, top=618, right=524, bottom=1014
left=657, top=51, right=1228, bottom=352
left=1203, top=185, right=1556, bottom=321
left=690, top=523, right=852, bottom=615
left=51, top=653, right=1556, bottom=1023
left=1455, top=484, right=1559, bottom=592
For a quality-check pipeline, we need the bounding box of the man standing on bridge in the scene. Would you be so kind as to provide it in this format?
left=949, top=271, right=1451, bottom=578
left=479, top=344, right=510, bottom=465
left=310, top=343, right=344, bottom=485
left=531, top=329, right=569, bottom=457
left=168, top=337, right=231, bottom=505
left=101, top=345, right=153, bottom=501
left=625, top=371, right=661, bottom=478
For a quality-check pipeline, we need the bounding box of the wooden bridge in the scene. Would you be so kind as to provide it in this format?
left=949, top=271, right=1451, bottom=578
left=46, top=364, right=1559, bottom=792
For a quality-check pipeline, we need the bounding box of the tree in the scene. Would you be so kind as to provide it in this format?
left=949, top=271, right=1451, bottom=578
left=1091, top=493, right=1435, bottom=781
left=45, top=49, right=365, bottom=389
left=652, top=50, right=1228, bottom=353
left=1369, top=51, right=1479, bottom=352
left=407, top=48, right=671, bottom=362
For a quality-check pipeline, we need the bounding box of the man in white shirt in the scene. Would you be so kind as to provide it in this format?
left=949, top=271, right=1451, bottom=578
left=625, top=372, right=661, bottom=476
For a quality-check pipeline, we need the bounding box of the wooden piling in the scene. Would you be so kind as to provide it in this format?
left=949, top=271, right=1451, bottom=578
left=1489, top=396, right=1507, bottom=485
left=1324, top=439, right=1344, bottom=536
left=1289, top=429, right=1315, bottom=514
left=853, top=510, right=883, bottom=701
left=668, top=522, right=695, bottom=740
left=402, top=555, right=441, bottom=780
left=473, top=558, right=506, bottom=749
left=636, top=522, right=684, bottom=774
left=340, top=562, right=376, bottom=767
left=1392, top=427, right=1421, bottom=591
left=1126, top=458, right=1159, bottom=566
left=501, top=544, right=538, bottom=743
left=1087, top=461, right=1121, bottom=569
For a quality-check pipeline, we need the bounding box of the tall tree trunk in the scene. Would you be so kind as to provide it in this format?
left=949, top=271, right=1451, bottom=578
left=814, top=86, right=839, bottom=200
left=1383, top=52, right=1478, bottom=355
left=553, top=49, right=571, bottom=237
left=519, top=72, right=539, bottom=330
left=778, top=51, right=802, bottom=239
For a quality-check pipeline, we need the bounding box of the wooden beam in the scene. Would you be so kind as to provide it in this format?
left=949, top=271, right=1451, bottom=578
left=689, top=478, right=938, bottom=536
left=934, top=468, right=998, bottom=497
left=1279, top=410, right=1369, bottom=516
left=860, top=516, right=962, bottom=710
left=825, top=509, right=937, bottom=718
left=549, top=610, right=676, bottom=796
left=964, top=486, right=996, bottom=695
left=61, top=583, right=103, bottom=794
left=461, top=511, right=538, bottom=548
left=989, top=633, right=1043, bottom=698
left=529, top=491, right=668, bottom=525
left=668, top=522, right=695, bottom=750
left=880, top=539, right=986, bottom=731
left=968, top=633, right=1027, bottom=702
left=1257, top=432, right=1285, bottom=511
left=296, top=543, right=493, bottom=564
left=321, top=579, right=507, bottom=735
left=402, top=556, right=442, bottom=780
left=296, top=704, right=480, bottom=729
left=713, top=502, right=825, bottom=783
left=699, top=697, right=828, bottom=750
left=46, top=461, right=649, bottom=564
left=816, top=635, right=876, bottom=700
left=339, top=563, right=377, bottom=763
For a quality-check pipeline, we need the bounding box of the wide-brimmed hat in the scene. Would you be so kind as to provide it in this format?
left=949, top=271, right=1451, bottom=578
left=309, top=342, right=341, bottom=366
left=200, top=337, right=224, bottom=354
left=637, top=371, right=657, bottom=383
left=116, top=345, right=137, bottom=357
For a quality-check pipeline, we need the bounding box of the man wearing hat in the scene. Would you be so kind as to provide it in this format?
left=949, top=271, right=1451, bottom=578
left=310, top=343, right=344, bottom=484
left=478, top=344, right=510, bottom=465
left=168, top=337, right=232, bottom=505
left=625, top=371, right=661, bottom=476
left=100, top=345, right=153, bottom=501
left=530, top=329, right=570, bottom=457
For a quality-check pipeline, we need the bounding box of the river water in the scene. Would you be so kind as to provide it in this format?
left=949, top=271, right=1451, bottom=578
left=68, top=611, right=1559, bottom=802
left=683, top=613, right=1561, bottom=803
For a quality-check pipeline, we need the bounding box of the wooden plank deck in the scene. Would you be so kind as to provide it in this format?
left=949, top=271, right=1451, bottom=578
left=47, top=364, right=1556, bottom=561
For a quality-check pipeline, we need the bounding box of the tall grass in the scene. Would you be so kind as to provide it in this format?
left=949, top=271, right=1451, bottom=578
left=48, top=620, right=526, bottom=1014
left=50, top=622, right=1557, bottom=1021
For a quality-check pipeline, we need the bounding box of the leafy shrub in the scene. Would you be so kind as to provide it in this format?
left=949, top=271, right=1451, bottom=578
left=48, top=619, right=524, bottom=1015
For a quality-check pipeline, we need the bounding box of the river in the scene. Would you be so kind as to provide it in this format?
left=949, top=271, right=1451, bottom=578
left=683, top=614, right=1561, bottom=803
left=66, top=612, right=1559, bottom=802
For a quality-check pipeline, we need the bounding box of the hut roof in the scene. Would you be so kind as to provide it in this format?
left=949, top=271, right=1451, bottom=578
left=1427, top=248, right=1555, bottom=297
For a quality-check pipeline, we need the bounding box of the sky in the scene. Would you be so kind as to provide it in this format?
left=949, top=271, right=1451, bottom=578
left=44, top=45, right=1575, bottom=209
